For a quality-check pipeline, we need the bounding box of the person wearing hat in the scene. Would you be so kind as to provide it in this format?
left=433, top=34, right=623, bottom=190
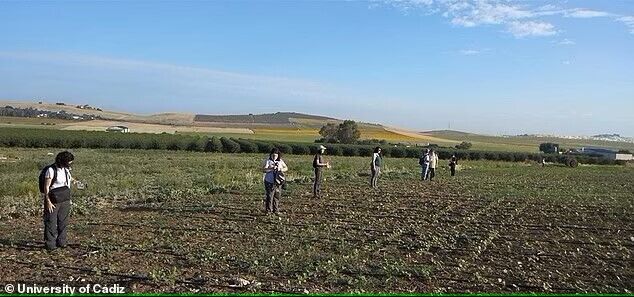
left=312, top=145, right=331, bottom=198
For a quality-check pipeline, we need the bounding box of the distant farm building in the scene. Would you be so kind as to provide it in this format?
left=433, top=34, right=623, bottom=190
left=580, top=147, right=633, bottom=161
left=106, top=126, right=130, bottom=133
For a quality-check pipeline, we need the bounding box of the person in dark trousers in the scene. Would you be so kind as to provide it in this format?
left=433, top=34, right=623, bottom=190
left=41, top=151, right=74, bottom=251
left=419, top=149, right=431, bottom=181
left=449, top=153, right=458, bottom=177
left=370, top=147, right=382, bottom=188
left=262, top=148, right=288, bottom=214
left=312, top=145, right=331, bottom=198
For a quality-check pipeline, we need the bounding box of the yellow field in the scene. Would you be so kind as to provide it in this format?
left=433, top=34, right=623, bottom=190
left=60, top=120, right=254, bottom=134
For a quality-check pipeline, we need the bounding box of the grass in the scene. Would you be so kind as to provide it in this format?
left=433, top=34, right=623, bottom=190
left=0, top=148, right=632, bottom=293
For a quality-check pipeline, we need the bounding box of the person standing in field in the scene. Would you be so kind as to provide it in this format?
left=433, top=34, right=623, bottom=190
left=262, top=148, right=288, bottom=214
left=312, top=145, right=331, bottom=198
left=370, top=147, right=382, bottom=188
left=419, top=149, right=431, bottom=181
left=449, top=153, right=458, bottom=177
left=39, top=151, right=74, bottom=251
left=428, top=149, right=439, bottom=181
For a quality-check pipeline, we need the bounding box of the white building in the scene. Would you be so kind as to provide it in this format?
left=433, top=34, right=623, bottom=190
left=106, top=126, right=130, bottom=133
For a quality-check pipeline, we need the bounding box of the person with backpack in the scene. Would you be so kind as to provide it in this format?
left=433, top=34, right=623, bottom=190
left=312, top=145, right=331, bottom=198
left=449, top=153, right=458, bottom=177
left=370, top=146, right=382, bottom=188
left=39, top=151, right=74, bottom=251
left=419, top=149, right=431, bottom=181
left=262, top=148, right=288, bottom=214
left=428, top=149, right=439, bottom=181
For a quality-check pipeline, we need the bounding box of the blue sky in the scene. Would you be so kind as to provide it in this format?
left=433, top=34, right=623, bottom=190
left=1, top=0, right=633, bottom=136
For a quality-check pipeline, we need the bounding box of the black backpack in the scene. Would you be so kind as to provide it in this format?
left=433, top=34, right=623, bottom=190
left=38, top=164, right=58, bottom=193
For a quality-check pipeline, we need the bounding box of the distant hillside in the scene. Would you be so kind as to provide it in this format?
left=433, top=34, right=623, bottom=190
left=194, top=112, right=337, bottom=125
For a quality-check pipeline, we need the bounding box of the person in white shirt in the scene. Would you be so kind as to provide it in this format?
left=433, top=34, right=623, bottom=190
left=41, top=151, right=74, bottom=251
left=262, top=148, right=288, bottom=214
left=428, top=149, right=439, bottom=181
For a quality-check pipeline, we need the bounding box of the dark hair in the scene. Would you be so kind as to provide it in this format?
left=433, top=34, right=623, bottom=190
left=373, top=146, right=381, bottom=154
left=269, top=148, right=281, bottom=161
left=55, top=151, right=74, bottom=168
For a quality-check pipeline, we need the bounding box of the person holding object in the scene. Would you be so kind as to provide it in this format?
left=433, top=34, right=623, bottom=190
left=262, top=148, right=288, bottom=214
left=370, top=147, right=382, bottom=188
left=449, top=153, right=458, bottom=177
left=312, top=145, right=331, bottom=198
left=38, top=151, right=74, bottom=251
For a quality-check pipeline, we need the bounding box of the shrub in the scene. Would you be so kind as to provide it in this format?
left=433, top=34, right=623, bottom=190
left=455, top=141, right=472, bottom=150
left=220, top=137, right=241, bottom=153
left=390, top=147, right=406, bottom=158
left=326, top=145, right=343, bottom=156
left=255, top=141, right=274, bottom=154
left=276, top=143, right=293, bottom=155
left=406, top=148, right=421, bottom=158
left=484, top=152, right=499, bottom=161
left=291, top=144, right=310, bottom=155
left=469, top=151, right=484, bottom=160
left=499, top=153, right=515, bottom=162
left=234, top=139, right=258, bottom=153
left=342, top=146, right=359, bottom=157
left=358, top=146, right=373, bottom=157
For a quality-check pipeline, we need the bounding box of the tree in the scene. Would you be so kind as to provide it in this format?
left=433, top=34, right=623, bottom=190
left=455, top=141, right=472, bottom=150
left=318, top=120, right=361, bottom=144
left=539, top=143, right=559, bottom=153
left=319, top=123, right=338, bottom=142
left=335, top=120, right=361, bottom=144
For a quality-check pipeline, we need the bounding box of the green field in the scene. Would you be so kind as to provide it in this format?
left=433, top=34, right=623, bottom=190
left=0, top=148, right=632, bottom=293
left=428, top=130, right=634, bottom=153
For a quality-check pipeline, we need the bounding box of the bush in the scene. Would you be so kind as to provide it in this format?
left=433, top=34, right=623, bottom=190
left=484, top=152, right=499, bottom=161
left=469, top=151, right=484, bottom=160
left=220, top=137, right=241, bottom=153
left=455, top=141, right=472, bottom=150
left=234, top=139, right=258, bottom=153
left=390, top=147, right=406, bottom=158
left=499, top=153, right=515, bottom=162
left=255, top=141, right=274, bottom=154
left=291, top=144, right=310, bottom=155
left=276, top=143, right=293, bottom=155
left=326, top=145, right=343, bottom=156
left=358, top=146, right=373, bottom=157
left=342, top=146, right=359, bottom=157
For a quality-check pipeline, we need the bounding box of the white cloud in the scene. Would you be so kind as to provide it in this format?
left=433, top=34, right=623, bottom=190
left=380, top=0, right=633, bottom=37
left=459, top=49, right=480, bottom=55
left=564, top=9, right=612, bottom=18
left=617, top=16, right=634, bottom=34
left=558, top=39, right=576, bottom=45
left=507, top=21, right=557, bottom=38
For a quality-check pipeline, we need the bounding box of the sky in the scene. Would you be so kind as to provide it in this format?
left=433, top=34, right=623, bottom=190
left=0, top=0, right=633, bottom=136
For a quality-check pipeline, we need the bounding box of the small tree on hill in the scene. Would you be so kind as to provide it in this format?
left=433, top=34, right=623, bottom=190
left=319, top=123, right=338, bottom=142
left=336, top=120, right=361, bottom=144
left=455, top=141, right=472, bottom=150
left=318, top=120, right=361, bottom=144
